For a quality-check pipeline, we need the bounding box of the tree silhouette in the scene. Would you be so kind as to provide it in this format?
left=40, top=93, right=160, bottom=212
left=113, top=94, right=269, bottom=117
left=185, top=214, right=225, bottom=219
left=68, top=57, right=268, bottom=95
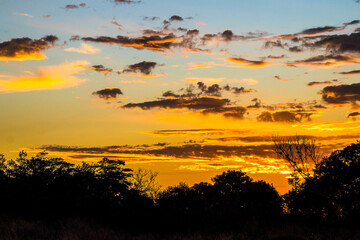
left=272, top=135, right=323, bottom=190
left=284, top=141, right=360, bottom=222
left=157, top=170, right=283, bottom=231
left=131, top=168, right=161, bottom=199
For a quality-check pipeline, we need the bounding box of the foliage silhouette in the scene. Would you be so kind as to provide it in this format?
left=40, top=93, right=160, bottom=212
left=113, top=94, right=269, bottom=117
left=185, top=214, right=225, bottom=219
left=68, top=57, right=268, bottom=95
left=284, top=141, right=360, bottom=223
left=157, top=170, right=283, bottom=231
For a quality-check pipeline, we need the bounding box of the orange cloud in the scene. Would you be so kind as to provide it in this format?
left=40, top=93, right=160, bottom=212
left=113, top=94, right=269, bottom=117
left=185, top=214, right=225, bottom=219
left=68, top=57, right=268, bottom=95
left=0, top=51, right=45, bottom=61
left=0, top=61, right=89, bottom=93
left=225, top=57, right=275, bottom=68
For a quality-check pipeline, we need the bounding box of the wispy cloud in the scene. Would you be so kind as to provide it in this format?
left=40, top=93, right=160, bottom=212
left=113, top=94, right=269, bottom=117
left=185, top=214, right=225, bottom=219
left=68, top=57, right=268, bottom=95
left=0, top=61, right=89, bottom=93
left=64, top=43, right=101, bottom=54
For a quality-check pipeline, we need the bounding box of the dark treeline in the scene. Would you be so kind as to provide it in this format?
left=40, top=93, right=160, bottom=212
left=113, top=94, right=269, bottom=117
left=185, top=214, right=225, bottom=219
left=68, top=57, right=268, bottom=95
left=0, top=141, right=359, bottom=239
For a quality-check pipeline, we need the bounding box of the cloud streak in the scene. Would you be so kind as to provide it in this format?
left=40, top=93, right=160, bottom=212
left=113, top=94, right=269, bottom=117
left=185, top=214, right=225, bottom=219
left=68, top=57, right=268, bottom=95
left=0, top=61, right=88, bottom=93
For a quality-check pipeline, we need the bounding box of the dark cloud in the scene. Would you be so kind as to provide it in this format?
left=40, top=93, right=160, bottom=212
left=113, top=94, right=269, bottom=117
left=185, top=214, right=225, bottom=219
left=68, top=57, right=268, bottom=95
left=169, top=15, right=184, bottom=22
left=264, top=23, right=360, bottom=54
left=221, top=30, right=234, bottom=42
left=226, top=57, right=273, bottom=67
left=306, top=79, right=338, bottom=87
left=312, top=104, right=327, bottom=109
left=64, top=3, right=86, bottom=9
left=290, top=55, right=358, bottom=67
left=202, top=31, right=267, bottom=45
left=143, top=16, right=160, bottom=21
left=197, top=82, right=222, bottom=96
left=343, top=20, right=360, bottom=27
left=92, top=88, right=123, bottom=100
left=147, top=129, right=246, bottom=136
left=223, top=85, right=256, bottom=94
left=0, top=35, right=58, bottom=60
left=81, top=34, right=178, bottom=52
left=300, top=26, right=341, bottom=35
left=247, top=98, right=262, bottom=109
left=84, top=65, right=113, bottom=74
left=123, top=97, right=230, bottom=111
left=111, top=18, right=123, bottom=30
left=338, top=70, right=360, bottom=75
left=257, top=111, right=312, bottom=122
left=320, top=83, right=360, bottom=106
left=70, top=35, right=80, bottom=41
left=347, top=111, right=360, bottom=118
left=112, top=0, right=141, bottom=4
left=274, top=76, right=290, bottom=82
left=40, top=143, right=276, bottom=160
left=122, top=82, right=252, bottom=119
left=77, top=21, right=266, bottom=53
left=202, top=106, right=247, bottom=119
left=208, top=134, right=360, bottom=143
left=121, top=61, right=158, bottom=75
left=43, top=15, right=51, bottom=18
left=265, top=55, right=286, bottom=60
left=313, top=32, right=360, bottom=53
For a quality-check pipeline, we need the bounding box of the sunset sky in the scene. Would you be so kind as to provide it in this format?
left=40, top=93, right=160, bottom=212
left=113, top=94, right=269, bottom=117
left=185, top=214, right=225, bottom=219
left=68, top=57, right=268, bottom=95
left=1, top=0, right=360, bottom=193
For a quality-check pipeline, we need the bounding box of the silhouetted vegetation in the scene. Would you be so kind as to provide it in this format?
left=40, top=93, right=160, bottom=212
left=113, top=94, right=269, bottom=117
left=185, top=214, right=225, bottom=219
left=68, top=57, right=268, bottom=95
left=0, top=141, right=359, bottom=239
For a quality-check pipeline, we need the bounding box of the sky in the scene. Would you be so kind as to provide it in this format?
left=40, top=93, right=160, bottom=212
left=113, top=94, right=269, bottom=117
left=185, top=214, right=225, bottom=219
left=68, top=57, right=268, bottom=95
left=1, top=0, right=360, bottom=193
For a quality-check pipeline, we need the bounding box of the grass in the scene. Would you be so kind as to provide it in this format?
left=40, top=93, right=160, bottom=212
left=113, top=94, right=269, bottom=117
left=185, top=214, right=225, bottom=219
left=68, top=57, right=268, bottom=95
left=0, top=218, right=359, bottom=240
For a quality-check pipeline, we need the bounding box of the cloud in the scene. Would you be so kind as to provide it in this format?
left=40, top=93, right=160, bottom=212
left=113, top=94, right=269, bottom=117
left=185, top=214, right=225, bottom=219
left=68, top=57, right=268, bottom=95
left=185, top=78, right=225, bottom=84
left=313, top=32, right=360, bottom=53
left=122, top=82, right=253, bottom=119
left=347, top=111, right=360, bottom=118
left=81, top=34, right=180, bottom=52
left=79, top=25, right=267, bottom=54
left=306, top=79, right=338, bottom=87
left=92, top=87, right=123, bottom=100
left=80, top=65, right=113, bottom=74
left=64, top=43, right=101, bottom=54
left=223, top=85, right=256, bottom=94
left=146, top=129, right=245, bottom=136
left=320, top=83, right=360, bottom=107
left=300, top=26, right=342, bottom=35
left=338, top=70, right=360, bottom=75
left=289, top=55, right=360, bottom=67
left=13, top=12, right=33, bottom=18
left=112, top=0, right=141, bottom=4
left=343, top=20, right=360, bottom=27
left=0, top=61, right=88, bottom=93
left=143, top=16, right=160, bottom=21
left=0, top=35, right=58, bottom=61
left=257, top=110, right=312, bottom=122
left=111, top=18, right=123, bottom=30
left=264, top=23, right=360, bottom=54
left=264, top=55, right=286, bottom=60
left=274, top=76, right=290, bottom=82
left=169, top=15, right=184, bottom=22
left=225, top=57, right=274, bottom=68
left=121, top=61, right=159, bottom=75
left=64, top=3, right=86, bottom=9
left=201, top=30, right=268, bottom=44
left=39, top=143, right=277, bottom=161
